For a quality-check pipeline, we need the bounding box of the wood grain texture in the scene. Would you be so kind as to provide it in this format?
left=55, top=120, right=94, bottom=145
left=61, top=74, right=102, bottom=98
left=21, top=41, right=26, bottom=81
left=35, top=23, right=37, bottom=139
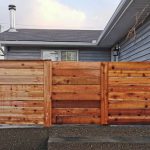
left=101, top=63, right=108, bottom=125
left=52, top=108, right=100, bottom=116
left=0, top=61, right=44, bottom=69
left=52, top=93, right=100, bottom=101
left=53, top=116, right=100, bottom=124
left=53, top=69, right=100, bottom=77
left=53, top=76, right=100, bottom=85
left=0, top=69, right=43, bottom=76
left=53, top=62, right=100, bottom=69
left=108, top=62, right=150, bottom=125
left=52, top=100, right=100, bottom=108
left=44, top=61, right=52, bottom=127
left=0, top=61, right=150, bottom=126
left=53, top=85, right=100, bottom=93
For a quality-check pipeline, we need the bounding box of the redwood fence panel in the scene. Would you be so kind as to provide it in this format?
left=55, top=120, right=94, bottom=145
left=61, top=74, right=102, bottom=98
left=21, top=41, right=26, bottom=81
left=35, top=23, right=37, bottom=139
left=52, top=62, right=101, bottom=125
left=108, top=62, right=150, bottom=124
left=0, top=61, right=45, bottom=125
left=0, top=61, right=150, bottom=126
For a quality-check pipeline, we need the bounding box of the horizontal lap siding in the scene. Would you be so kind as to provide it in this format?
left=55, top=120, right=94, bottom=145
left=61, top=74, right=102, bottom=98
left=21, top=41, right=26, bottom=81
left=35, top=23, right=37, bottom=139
left=6, top=47, right=111, bottom=62
left=119, top=19, right=150, bottom=62
left=52, top=62, right=101, bottom=124
left=79, top=50, right=111, bottom=62
left=108, top=62, right=150, bottom=124
left=6, top=47, right=41, bottom=60
left=0, top=61, right=45, bottom=125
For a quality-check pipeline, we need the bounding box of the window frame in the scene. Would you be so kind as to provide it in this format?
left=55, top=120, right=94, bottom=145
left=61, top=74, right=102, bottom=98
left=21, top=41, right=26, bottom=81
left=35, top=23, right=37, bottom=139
left=41, top=50, right=79, bottom=61
left=61, top=50, right=79, bottom=62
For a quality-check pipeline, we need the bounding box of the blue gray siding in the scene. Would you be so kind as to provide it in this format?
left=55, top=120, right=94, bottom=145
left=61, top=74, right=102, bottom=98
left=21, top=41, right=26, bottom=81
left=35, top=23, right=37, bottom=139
left=6, top=47, right=41, bottom=60
left=119, top=19, right=150, bottom=61
left=79, top=49, right=111, bottom=62
left=6, top=47, right=111, bottom=62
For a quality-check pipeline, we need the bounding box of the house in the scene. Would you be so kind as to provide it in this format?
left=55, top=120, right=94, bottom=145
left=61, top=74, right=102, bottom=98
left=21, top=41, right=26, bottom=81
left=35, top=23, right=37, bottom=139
left=0, top=0, right=149, bottom=61
left=97, top=0, right=150, bottom=62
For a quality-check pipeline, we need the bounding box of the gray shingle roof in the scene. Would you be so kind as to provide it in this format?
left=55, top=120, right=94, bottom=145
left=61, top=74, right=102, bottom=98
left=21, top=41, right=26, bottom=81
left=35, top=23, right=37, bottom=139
left=0, top=29, right=102, bottom=43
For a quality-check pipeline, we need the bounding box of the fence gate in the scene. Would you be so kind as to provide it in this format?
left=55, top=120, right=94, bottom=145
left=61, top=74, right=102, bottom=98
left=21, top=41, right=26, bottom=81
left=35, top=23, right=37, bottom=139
left=51, top=62, right=103, bottom=125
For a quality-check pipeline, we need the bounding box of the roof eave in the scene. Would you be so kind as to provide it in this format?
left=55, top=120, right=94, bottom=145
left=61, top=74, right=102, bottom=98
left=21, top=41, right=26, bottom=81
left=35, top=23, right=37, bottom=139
left=96, top=0, right=134, bottom=47
left=0, top=41, right=97, bottom=47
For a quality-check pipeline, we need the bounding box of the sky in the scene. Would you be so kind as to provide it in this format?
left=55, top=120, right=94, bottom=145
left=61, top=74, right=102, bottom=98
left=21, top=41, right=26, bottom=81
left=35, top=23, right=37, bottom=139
left=0, top=0, right=121, bottom=31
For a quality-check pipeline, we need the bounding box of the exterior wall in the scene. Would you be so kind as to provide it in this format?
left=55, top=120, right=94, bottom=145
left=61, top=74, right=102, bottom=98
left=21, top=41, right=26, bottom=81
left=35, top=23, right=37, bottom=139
left=118, top=19, right=150, bottom=62
left=5, top=47, right=111, bottom=62
left=79, top=49, right=111, bottom=62
left=6, top=47, right=41, bottom=60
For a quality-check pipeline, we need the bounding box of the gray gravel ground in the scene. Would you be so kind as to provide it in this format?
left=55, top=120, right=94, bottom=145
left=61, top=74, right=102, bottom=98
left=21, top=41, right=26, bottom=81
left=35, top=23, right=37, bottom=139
left=1, top=125, right=150, bottom=150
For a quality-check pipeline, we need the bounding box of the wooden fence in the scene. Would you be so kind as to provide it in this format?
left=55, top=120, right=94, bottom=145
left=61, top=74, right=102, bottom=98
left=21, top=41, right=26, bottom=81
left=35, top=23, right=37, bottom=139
left=0, top=61, right=150, bottom=126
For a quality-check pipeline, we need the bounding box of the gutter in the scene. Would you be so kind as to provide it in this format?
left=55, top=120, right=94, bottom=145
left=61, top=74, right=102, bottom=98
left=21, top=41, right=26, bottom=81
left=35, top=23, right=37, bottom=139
left=0, top=41, right=97, bottom=47
left=96, top=0, right=134, bottom=46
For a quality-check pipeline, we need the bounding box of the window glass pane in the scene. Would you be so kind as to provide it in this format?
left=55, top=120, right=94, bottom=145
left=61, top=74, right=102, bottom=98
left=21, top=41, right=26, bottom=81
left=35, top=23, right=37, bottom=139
left=61, top=51, right=67, bottom=61
left=61, top=51, right=77, bottom=61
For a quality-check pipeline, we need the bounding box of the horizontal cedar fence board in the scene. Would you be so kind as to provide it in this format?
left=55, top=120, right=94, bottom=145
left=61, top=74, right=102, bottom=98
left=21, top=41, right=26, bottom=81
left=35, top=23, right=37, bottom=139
left=0, top=91, right=43, bottom=97
left=0, top=85, right=43, bottom=91
left=52, top=100, right=100, bottom=108
left=109, top=100, right=150, bottom=109
left=109, top=86, right=150, bottom=92
left=0, top=101, right=44, bottom=107
left=109, top=92, right=150, bottom=101
left=0, top=107, right=44, bottom=114
left=109, top=109, right=150, bottom=116
left=0, top=114, right=44, bottom=118
left=53, top=62, right=100, bottom=69
left=0, top=61, right=44, bottom=69
left=109, top=70, right=150, bottom=77
left=52, top=108, right=100, bottom=116
left=109, top=116, right=150, bottom=125
left=0, top=117, right=44, bottom=125
left=0, top=76, right=43, bottom=85
left=109, top=62, right=150, bottom=70
left=53, top=69, right=100, bottom=77
left=0, top=98, right=44, bottom=101
left=52, top=93, right=100, bottom=101
left=53, top=76, right=100, bottom=85
left=53, top=116, right=100, bottom=124
left=109, top=77, right=150, bottom=85
left=52, top=85, right=100, bottom=93
left=0, top=69, right=43, bottom=76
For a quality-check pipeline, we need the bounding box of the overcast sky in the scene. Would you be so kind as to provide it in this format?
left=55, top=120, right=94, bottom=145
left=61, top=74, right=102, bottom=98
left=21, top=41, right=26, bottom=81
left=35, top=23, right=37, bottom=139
left=0, top=0, right=121, bottom=31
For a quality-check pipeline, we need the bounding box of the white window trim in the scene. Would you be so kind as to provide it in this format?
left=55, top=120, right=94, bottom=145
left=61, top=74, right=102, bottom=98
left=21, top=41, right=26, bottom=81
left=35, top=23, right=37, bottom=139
left=41, top=50, right=79, bottom=61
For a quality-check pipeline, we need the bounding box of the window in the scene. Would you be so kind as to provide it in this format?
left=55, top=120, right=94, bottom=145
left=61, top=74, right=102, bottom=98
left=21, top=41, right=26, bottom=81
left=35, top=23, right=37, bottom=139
left=42, top=50, right=78, bottom=61
left=61, top=51, right=78, bottom=61
left=42, top=51, right=60, bottom=61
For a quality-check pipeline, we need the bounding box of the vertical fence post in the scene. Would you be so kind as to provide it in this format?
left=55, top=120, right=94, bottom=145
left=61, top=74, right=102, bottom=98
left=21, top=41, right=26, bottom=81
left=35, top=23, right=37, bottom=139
left=100, top=62, right=109, bottom=125
left=44, top=61, right=52, bottom=127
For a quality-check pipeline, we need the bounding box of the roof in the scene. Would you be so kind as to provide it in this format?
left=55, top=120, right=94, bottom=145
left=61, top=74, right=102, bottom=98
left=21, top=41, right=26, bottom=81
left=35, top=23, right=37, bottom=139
left=0, top=0, right=149, bottom=48
left=97, top=0, right=150, bottom=47
left=0, top=29, right=102, bottom=43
